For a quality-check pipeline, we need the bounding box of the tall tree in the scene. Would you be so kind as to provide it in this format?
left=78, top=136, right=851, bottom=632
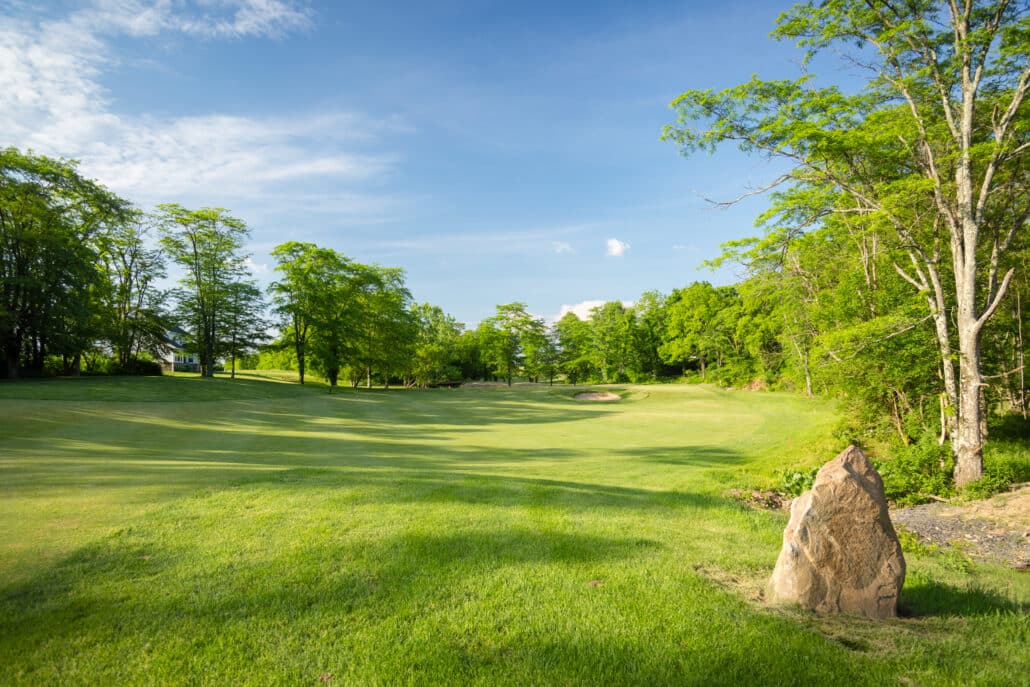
left=555, top=311, right=595, bottom=385
left=96, top=212, right=168, bottom=371
left=221, top=280, right=268, bottom=380
left=410, top=303, right=464, bottom=387
left=664, top=0, right=1030, bottom=485
left=306, top=251, right=360, bottom=391
left=157, top=204, right=249, bottom=378
left=482, top=302, right=544, bottom=386
left=590, top=301, right=634, bottom=383
left=630, top=290, right=670, bottom=381
left=0, top=148, right=127, bottom=377
left=351, top=265, right=415, bottom=389
left=269, top=241, right=330, bottom=385
left=660, top=283, right=734, bottom=381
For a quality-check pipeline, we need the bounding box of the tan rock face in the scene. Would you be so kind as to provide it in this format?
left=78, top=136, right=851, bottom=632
left=768, top=445, right=905, bottom=619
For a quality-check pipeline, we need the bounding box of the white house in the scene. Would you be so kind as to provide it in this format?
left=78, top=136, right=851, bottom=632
left=160, top=327, right=200, bottom=373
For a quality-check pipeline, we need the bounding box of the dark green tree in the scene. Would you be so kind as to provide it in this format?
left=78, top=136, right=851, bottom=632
left=0, top=148, right=127, bottom=377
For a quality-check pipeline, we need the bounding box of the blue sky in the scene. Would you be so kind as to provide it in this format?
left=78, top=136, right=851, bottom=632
left=2, top=0, right=821, bottom=326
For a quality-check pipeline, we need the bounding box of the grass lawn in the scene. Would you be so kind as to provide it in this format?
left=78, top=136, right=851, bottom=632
left=0, top=374, right=1026, bottom=685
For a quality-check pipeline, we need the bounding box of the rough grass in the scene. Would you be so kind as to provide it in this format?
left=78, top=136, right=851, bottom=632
left=0, top=374, right=1026, bottom=686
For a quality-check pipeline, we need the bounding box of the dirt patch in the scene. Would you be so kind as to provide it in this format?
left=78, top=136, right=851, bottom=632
left=726, top=488, right=792, bottom=511
left=890, top=484, right=1030, bottom=570
left=573, top=392, right=621, bottom=402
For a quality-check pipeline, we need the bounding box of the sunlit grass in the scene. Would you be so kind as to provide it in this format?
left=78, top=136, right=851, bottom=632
left=0, top=377, right=1026, bottom=685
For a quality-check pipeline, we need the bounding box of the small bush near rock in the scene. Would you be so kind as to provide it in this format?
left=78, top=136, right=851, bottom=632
left=776, top=465, right=819, bottom=497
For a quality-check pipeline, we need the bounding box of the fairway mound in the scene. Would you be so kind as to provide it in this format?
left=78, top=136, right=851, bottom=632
left=573, top=392, right=620, bottom=401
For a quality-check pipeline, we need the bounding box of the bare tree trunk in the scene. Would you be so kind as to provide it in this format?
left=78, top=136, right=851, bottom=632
left=954, top=299, right=984, bottom=486
left=1018, top=290, right=1027, bottom=419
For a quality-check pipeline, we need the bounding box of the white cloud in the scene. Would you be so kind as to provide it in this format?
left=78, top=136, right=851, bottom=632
left=606, top=238, right=630, bottom=257
left=75, top=0, right=312, bottom=39
left=0, top=2, right=398, bottom=214
left=243, top=257, right=269, bottom=274
left=556, top=299, right=635, bottom=321
left=552, top=241, right=573, bottom=254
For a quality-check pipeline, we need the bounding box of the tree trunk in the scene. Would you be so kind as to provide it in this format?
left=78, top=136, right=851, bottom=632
left=954, top=313, right=984, bottom=487
left=1017, top=290, right=1026, bottom=419
left=4, top=347, right=18, bottom=379
left=366, top=366, right=371, bottom=389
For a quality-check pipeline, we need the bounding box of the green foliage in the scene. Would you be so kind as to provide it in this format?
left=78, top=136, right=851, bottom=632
left=481, top=302, right=544, bottom=386
left=875, top=438, right=955, bottom=506
left=961, top=430, right=1030, bottom=499
left=895, top=529, right=974, bottom=574
left=0, top=147, right=130, bottom=378
left=157, top=204, right=251, bottom=378
left=664, top=0, right=1030, bottom=488
left=776, top=465, right=819, bottom=497
left=410, top=303, right=464, bottom=387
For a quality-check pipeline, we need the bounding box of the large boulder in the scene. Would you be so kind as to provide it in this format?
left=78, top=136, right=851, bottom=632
left=768, top=445, right=905, bottom=619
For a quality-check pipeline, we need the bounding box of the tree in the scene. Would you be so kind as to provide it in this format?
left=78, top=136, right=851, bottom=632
left=351, top=265, right=415, bottom=389
left=664, top=0, right=1030, bottom=486
left=521, top=322, right=557, bottom=384
left=410, top=303, right=464, bottom=387
left=630, top=290, right=670, bottom=381
left=307, top=252, right=359, bottom=391
left=96, top=212, right=168, bottom=372
left=221, top=281, right=268, bottom=379
left=0, top=148, right=128, bottom=377
left=157, top=204, right=249, bottom=378
left=590, top=301, right=634, bottom=383
left=269, top=241, right=329, bottom=385
left=482, top=302, right=544, bottom=386
left=660, top=283, right=734, bottom=381
left=555, top=311, right=595, bottom=385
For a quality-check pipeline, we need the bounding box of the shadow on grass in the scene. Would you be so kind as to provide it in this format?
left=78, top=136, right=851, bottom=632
left=0, top=522, right=886, bottom=686
left=900, top=579, right=1029, bottom=617
left=0, top=375, right=321, bottom=402
left=609, top=445, right=750, bottom=467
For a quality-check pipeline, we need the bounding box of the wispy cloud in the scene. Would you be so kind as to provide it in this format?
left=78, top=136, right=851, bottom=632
left=74, top=0, right=312, bottom=39
left=0, top=1, right=399, bottom=213
left=365, top=223, right=594, bottom=258
left=606, top=238, right=630, bottom=257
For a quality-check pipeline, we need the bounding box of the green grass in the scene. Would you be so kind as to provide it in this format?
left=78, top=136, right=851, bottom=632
left=0, top=375, right=1026, bottom=685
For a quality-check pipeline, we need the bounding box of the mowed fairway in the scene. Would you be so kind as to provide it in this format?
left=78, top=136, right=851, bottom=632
left=0, top=376, right=1026, bottom=686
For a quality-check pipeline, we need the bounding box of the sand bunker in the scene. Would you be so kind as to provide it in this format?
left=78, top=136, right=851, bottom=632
left=573, top=392, right=621, bottom=401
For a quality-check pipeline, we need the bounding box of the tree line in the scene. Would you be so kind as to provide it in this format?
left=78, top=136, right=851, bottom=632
left=0, top=148, right=425, bottom=384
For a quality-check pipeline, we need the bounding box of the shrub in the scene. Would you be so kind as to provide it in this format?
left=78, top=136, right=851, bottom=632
left=776, top=465, right=819, bottom=497
left=961, top=429, right=1030, bottom=499
left=875, top=436, right=954, bottom=505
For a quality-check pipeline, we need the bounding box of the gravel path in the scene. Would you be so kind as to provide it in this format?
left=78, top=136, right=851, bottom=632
left=890, top=485, right=1030, bottom=570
